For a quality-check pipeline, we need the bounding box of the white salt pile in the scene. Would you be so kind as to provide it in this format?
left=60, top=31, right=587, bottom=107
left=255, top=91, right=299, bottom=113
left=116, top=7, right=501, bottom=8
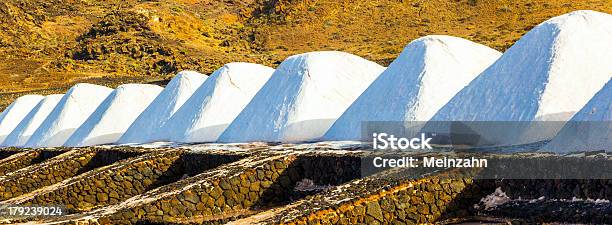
left=0, top=95, right=44, bottom=144
left=25, top=83, right=113, bottom=148
left=161, top=63, right=274, bottom=143
left=218, top=51, right=385, bottom=143
left=117, top=71, right=207, bottom=144
left=542, top=79, right=611, bottom=153
left=324, top=35, right=501, bottom=141
left=64, top=84, right=163, bottom=147
left=1, top=94, right=64, bottom=147
left=426, top=10, right=612, bottom=145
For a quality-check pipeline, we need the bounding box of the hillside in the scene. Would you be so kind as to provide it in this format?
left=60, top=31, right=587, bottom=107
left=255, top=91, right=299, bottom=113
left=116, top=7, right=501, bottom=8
left=1, top=0, right=611, bottom=110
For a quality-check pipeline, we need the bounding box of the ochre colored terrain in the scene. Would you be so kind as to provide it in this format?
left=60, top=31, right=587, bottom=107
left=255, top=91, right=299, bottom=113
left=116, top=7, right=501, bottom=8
left=1, top=0, right=611, bottom=109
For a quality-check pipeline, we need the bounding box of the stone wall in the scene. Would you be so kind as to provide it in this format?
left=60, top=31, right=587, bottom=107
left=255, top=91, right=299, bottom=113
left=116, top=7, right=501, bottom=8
left=491, top=179, right=612, bottom=200
left=25, top=149, right=184, bottom=212
left=176, top=152, right=244, bottom=177
left=472, top=179, right=612, bottom=223
left=0, top=148, right=609, bottom=225
left=0, top=148, right=20, bottom=160
left=0, top=149, right=66, bottom=176
left=0, top=148, right=141, bottom=201
left=98, top=153, right=302, bottom=224
left=253, top=153, right=362, bottom=205
left=226, top=168, right=481, bottom=225
left=479, top=194, right=612, bottom=223
left=225, top=153, right=612, bottom=225
left=48, top=151, right=363, bottom=224
left=8, top=149, right=244, bottom=213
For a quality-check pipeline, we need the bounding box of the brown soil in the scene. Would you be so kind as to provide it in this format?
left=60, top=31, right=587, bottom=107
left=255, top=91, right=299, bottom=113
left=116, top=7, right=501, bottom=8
left=1, top=0, right=611, bottom=110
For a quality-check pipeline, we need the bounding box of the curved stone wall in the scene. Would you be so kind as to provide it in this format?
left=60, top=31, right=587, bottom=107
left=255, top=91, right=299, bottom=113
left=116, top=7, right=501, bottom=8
left=0, top=148, right=609, bottom=225
left=0, top=148, right=19, bottom=160
left=0, top=149, right=65, bottom=176
left=494, top=179, right=612, bottom=200
left=4, top=149, right=244, bottom=214
left=227, top=168, right=481, bottom=225
left=0, top=148, right=140, bottom=201
left=41, top=151, right=363, bottom=224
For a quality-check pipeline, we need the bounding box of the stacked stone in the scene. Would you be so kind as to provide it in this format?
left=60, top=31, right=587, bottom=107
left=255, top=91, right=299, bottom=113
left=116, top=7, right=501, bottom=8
left=177, top=152, right=245, bottom=177
left=494, top=179, right=612, bottom=201
left=4, top=149, right=611, bottom=225
left=0, top=150, right=94, bottom=201
left=0, top=148, right=20, bottom=160
left=467, top=178, right=612, bottom=224
left=11, top=149, right=185, bottom=212
left=0, top=148, right=140, bottom=201
left=258, top=153, right=362, bottom=204
left=137, top=211, right=253, bottom=225
left=88, top=151, right=368, bottom=224
left=0, top=149, right=65, bottom=176
left=480, top=153, right=612, bottom=180
left=479, top=196, right=612, bottom=223
left=233, top=168, right=479, bottom=225
left=91, top=154, right=299, bottom=224
left=30, top=151, right=363, bottom=224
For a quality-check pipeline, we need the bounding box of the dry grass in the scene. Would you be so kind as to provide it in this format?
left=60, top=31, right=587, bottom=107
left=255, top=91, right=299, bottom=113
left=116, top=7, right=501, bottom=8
left=1, top=0, right=611, bottom=110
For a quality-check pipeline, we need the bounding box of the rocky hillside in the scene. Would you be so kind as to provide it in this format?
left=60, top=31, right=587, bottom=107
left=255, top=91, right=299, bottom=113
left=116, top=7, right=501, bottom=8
left=1, top=0, right=611, bottom=109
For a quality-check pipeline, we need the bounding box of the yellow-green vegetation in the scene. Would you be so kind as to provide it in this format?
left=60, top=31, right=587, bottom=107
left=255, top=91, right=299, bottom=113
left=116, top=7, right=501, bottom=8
left=1, top=0, right=611, bottom=109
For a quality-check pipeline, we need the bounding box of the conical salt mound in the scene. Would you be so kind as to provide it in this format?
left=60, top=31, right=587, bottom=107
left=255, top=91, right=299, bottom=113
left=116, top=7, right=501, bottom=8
left=0, top=95, right=44, bottom=143
left=323, top=35, right=501, bottom=141
left=1, top=94, right=64, bottom=147
left=25, top=83, right=113, bottom=148
left=117, top=71, right=207, bottom=144
left=218, top=51, right=385, bottom=143
left=161, top=63, right=274, bottom=143
left=426, top=10, right=612, bottom=145
left=64, top=84, right=163, bottom=147
left=432, top=10, right=612, bottom=122
left=541, top=79, right=611, bottom=153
